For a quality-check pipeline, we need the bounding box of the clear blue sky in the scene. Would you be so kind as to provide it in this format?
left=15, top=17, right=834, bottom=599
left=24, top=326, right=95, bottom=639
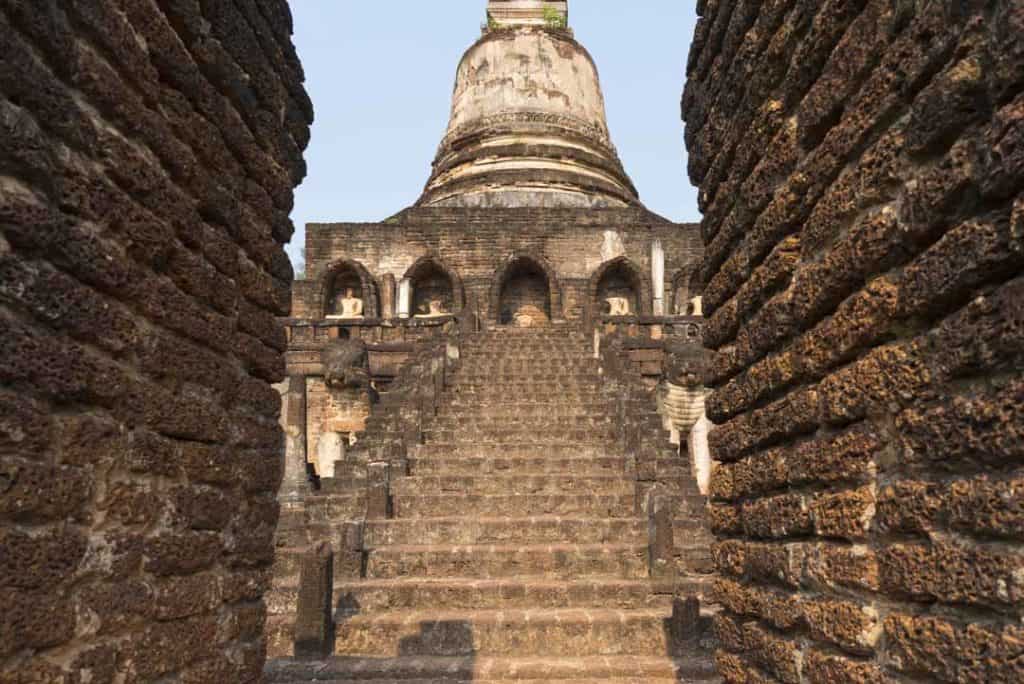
left=288, top=1, right=700, bottom=266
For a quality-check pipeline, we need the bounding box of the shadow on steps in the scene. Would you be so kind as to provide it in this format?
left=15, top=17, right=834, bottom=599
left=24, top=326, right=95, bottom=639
left=265, top=618, right=477, bottom=682
left=663, top=595, right=720, bottom=682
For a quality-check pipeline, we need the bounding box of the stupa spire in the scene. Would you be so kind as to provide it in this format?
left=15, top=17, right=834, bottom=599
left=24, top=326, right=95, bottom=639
left=486, top=1, right=568, bottom=29
left=417, top=0, right=638, bottom=209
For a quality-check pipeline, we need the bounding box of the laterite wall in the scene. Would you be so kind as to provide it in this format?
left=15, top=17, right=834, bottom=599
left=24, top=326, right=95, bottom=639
left=684, top=1, right=1022, bottom=681
left=0, top=1, right=310, bottom=680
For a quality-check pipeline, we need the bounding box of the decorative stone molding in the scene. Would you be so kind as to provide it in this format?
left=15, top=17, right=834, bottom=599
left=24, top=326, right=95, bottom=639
left=439, top=111, right=614, bottom=155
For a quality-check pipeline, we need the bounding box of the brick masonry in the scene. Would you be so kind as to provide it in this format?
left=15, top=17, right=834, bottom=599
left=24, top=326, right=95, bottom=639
left=0, top=1, right=310, bottom=681
left=293, top=207, right=704, bottom=323
left=684, top=1, right=1023, bottom=682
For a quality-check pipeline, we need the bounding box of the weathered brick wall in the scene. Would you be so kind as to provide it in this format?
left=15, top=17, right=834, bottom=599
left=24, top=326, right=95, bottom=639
left=684, top=1, right=1022, bottom=681
left=295, top=207, right=703, bottom=322
left=305, top=378, right=369, bottom=475
left=0, top=1, right=310, bottom=681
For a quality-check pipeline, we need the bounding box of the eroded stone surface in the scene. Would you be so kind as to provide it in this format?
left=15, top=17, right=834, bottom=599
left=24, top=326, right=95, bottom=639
left=0, top=0, right=309, bottom=679
left=685, top=1, right=1024, bottom=681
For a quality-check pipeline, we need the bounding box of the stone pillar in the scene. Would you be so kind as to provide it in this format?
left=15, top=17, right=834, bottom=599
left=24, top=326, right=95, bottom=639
left=688, top=410, right=712, bottom=496
left=397, top=278, right=412, bottom=318
left=648, top=494, right=676, bottom=579
left=280, top=376, right=310, bottom=502
left=381, top=273, right=396, bottom=319
left=293, top=542, right=334, bottom=659
left=651, top=240, right=665, bottom=316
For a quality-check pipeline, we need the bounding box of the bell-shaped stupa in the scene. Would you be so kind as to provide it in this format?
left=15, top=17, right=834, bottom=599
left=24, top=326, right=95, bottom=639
left=418, top=0, right=640, bottom=208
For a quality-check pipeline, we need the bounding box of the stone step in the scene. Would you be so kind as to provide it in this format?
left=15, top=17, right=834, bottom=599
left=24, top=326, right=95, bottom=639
left=333, top=462, right=369, bottom=480
left=462, top=346, right=591, bottom=352
left=274, top=679, right=688, bottom=684
left=264, top=614, right=297, bottom=659
left=318, top=479, right=369, bottom=494
left=462, top=338, right=588, bottom=347
left=303, top=492, right=367, bottom=522
left=415, top=421, right=614, bottom=444
left=265, top=655, right=719, bottom=683
left=467, top=329, right=587, bottom=338
left=333, top=608, right=686, bottom=658
left=279, top=517, right=709, bottom=558
left=407, top=455, right=631, bottom=476
left=465, top=332, right=588, bottom=339
left=460, top=344, right=591, bottom=354
left=412, top=444, right=618, bottom=460
left=446, top=382, right=607, bottom=392
left=444, top=388, right=610, bottom=401
left=329, top=578, right=692, bottom=613
left=392, top=475, right=633, bottom=498
left=436, top=403, right=617, bottom=417
left=428, top=416, right=615, bottom=431
left=664, top=494, right=711, bottom=516
left=447, top=379, right=606, bottom=389
left=441, top=396, right=613, bottom=406
left=265, top=581, right=299, bottom=618
left=459, top=351, right=593, bottom=361
left=422, top=427, right=615, bottom=444
left=271, top=546, right=312, bottom=581
left=456, top=361, right=599, bottom=372
left=463, top=337, right=588, bottom=347
left=452, top=373, right=604, bottom=384
left=440, top=396, right=612, bottom=407
left=364, top=517, right=645, bottom=546
left=393, top=493, right=636, bottom=518
left=456, top=361, right=597, bottom=371
left=365, top=543, right=648, bottom=580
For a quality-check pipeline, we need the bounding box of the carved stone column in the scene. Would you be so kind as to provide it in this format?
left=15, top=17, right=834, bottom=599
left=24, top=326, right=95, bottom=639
left=688, top=410, right=712, bottom=496
left=648, top=493, right=676, bottom=579
left=397, top=278, right=412, bottom=318
left=651, top=239, right=665, bottom=315
left=381, top=273, right=397, bottom=319
left=280, top=375, right=310, bottom=502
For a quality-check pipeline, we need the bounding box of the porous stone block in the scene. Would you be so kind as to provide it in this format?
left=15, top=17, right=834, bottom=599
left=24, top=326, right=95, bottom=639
left=685, top=0, right=1023, bottom=679
left=0, top=0, right=310, bottom=678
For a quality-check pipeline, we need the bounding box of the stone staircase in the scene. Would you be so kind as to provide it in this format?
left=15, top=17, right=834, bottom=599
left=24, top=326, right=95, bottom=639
left=267, top=325, right=718, bottom=682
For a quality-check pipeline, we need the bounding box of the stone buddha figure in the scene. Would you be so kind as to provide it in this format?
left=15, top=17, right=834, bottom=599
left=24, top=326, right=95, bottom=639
left=605, top=296, right=631, bottom=316
left=674, top=293, right=703, bottom=317
left=334, top=288, right=364, bottom=319
left=415, top=298, right=449, bottom=318
left=513, top=304, right=547, bottom=328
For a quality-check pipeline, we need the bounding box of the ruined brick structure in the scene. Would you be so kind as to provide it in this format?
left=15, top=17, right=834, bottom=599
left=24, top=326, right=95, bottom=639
left=266, top=1, right=719, bottom=680
left=684, top=1, right=1024, bottom=681
left=0, top=1, right=310, bottom=680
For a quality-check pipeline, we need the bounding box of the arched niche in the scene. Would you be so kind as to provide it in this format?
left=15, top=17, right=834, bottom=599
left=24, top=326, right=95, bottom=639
left=490, top=252, right=561, bottom=326
left=587, top=257, right=647, bottom=318
left=670, top=265, right=703, bottom=316
left=320, top=259, right=380, bottom=319
left=405, top=256, right=464, bottom=317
